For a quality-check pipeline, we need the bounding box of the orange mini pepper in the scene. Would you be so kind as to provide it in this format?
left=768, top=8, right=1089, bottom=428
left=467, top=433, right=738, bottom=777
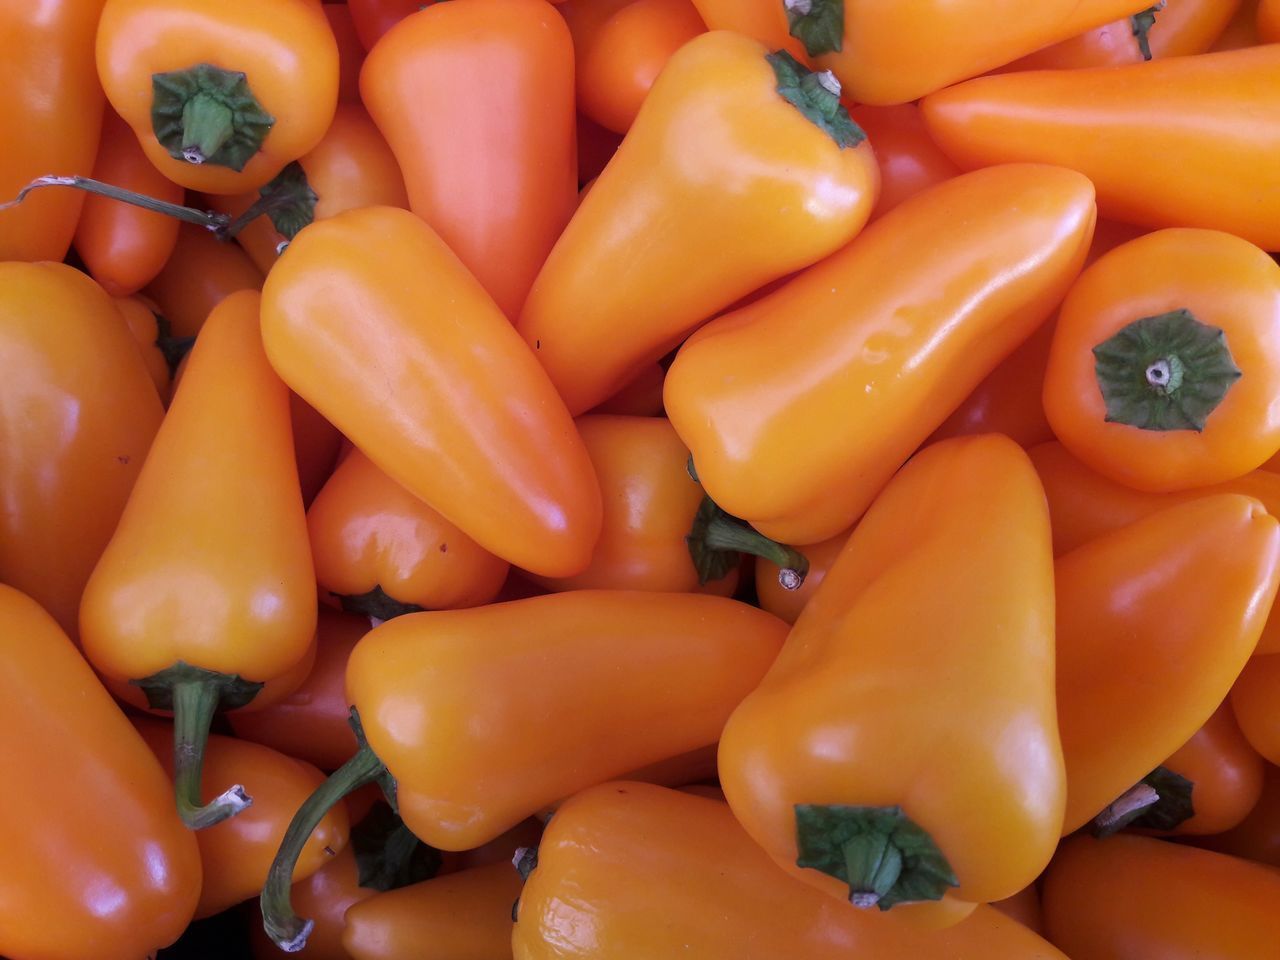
left=687, top=0, right=810, bottom=61
left=145, top=222, right=264, bottom=338
left=0, top=263, right=164, bottom=641
left=81, top=290, right=317, bottom=830
left=361, top=0, right=577, bottom=320
left=846, top=104, right=960, bottom=222
left=1230, top=654, right=1280, bottom=765
left=96, top=0, right=339, bottom=194
left=348, top=0, right=428, bottom=49
left=229, top=607, right=366, bottom=771
left=1044, top=229, right=1280, bottom=492
left=1259, top=0, right=1280, bottom=38
left=113, top=295, right=174, bottom=402
left=260, top=590, right=787, bottom=950
left=518, top=30, right=879, bottom=416
left=576, top=0, right=707, bottom=134
left=324, top=4, right=365, bottom=104
left=1054, top=495, right=1280, bottom=835
left=513, top=782, right=1071, bottom=960
left=991, top=885, right=1044, bottom=935
left=342, top=863, right=522, bottom=960
left=0, top=0, right=105, bottom=262
left=720, top=435, right=1062, bottom=922
left=782, top=0, right=1150, bottom=104
left=1043, top=833, right=1280, bottom=959
left=1211, top=0, right=1261, bottom=47
left=0, top=585, right=200, bottom=960
left=755, top=529, right=848, bottom=624
left=307, top=449, right=511, bottom=617
left=135, top=719, right=349, bottom=918
left=260, top=205, right=602, bottom=578
left=1196, top=762, right=1280, bottom=868
left=591, top=362, right=666, bottom=417
left=666, top=164, right=1095, bottom=546
left=249, top=844, right=373, bottom=960
left=74, top=110, right=184, bottom=296
left=921, top=46, right=1280, bottom=249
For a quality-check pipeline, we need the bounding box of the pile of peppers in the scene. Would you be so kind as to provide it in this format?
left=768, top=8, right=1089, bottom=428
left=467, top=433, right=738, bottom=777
left=3, top=0, right=1280, bottom=958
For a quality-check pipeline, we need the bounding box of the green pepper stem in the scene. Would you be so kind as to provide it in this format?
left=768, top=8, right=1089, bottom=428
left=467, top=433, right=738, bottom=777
left=172, top=677, right=251, bottom=829
left=0, top=175, right=229, bottom=229
left=262, top=740, right=387, bottom=952
left=843, top=832, right=904, bottom=909
left=701, top=512, right=809, bottom=590
left=181, top=92, right=236, bottom=165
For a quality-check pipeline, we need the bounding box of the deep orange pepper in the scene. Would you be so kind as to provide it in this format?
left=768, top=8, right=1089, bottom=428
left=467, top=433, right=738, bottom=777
left=307, top=448, right=511, bottom=614
left=260, top=591, right=787, bottom=950
left=260, top=205, right=602, bottom=578
left=361, top=0, right=577, bottom=320
left=1196, top=762, right=1280, bottom=867
left=922, top=46, right=1280, bottom=249
left=229, top=607, right=367, bottom=771
left=1211, top=0, right=1261, bottom=47
left=518, top=30, right=879, bottom=416
left=206, top=103, right=409, bottom=275
left=1003, top=0, right=1244, bottom=70
left=1054, top=495, right=1280, bottom=834
left=290, top=392, right=343, bottom=509
left=1043, top=833, right=1280, bottom=959
left=576, top=0, right=706, bottom=134
left=0, top=0, right=105, bottom=262
left=74, top=110, right=184, bottom=296
left=575, top=112, right=624, bottom=186
left=1043, top=229, right=1280, bottom=492
left=930, top=219, right=1144, bottom=450
left=666, top=164, right=1095, bottom=546
left=113, top=295, right=173, bottom=402
left=250, top=845, right=373, bottom=960
left=324, top=4, right=365, bottom=104
left=590, top=361, right=666, bottom=417
left=1260, top=0, right=1280, bottom=38
left=783, top=0, right=1149, bottom=105
left=348, top=0, right=429, bottom=49
left=0, top=585, right=200, bottom=960
left=1152, top=702, right=1266, bottom=836
left=438, top=818, right=545, bottom=875
left=719, top=435, right=1061, bottom=923
left=526, top=415, right=737, bottom=595
left=145, top=221, right=264, bottom=338
left=135, top=718, right=349, bottom=918
left=755, top=529, right=848, bottom=624
left=81, top=289, right=317, bottom=830
left=847, top=104, right=961, bottom=222
left=1027, top=443, right=1280, bottom=652
left=513, top=782, right=1072, bottom=960
left=990, top=885, right=1043, bottom=934
left=96, top=0, right=339, bottom=194
left=342, top=863, right=522, bottom=960
left=687, top=0, right=810, bottom=61
left=0, top=263, right=164, bottom=641
left=1230, top=654, right=1280, bottom=765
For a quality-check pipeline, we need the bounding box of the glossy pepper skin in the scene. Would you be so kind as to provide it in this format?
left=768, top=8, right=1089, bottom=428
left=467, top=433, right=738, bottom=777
left=513, top=782, right=1071, bottom=960
left=261, top=591, right=786, bottom=950
left=249, top=844, right=373, bottom=960
left=0, top=0, right=105, bottom=262
left=135, top=719, right=349, bottom=918
left=755, top=529, right=848, bottom=624
left=1054, top=495, right=1280, bottom=834
left=720, top=435, right=1063, bottom=921
left=0, top=584, right=200, bottom=960
left=666, top=164, right=1095, bottom=546
left=1196, top=763, right=1280, bottom=868
left=786, top=0, right=1150, bottom=105
left=260, top=205, right=602, bottom=578
left=922, top=46, right=1280, bottom=249
left=145, top=221, right=264, bottom=338
left=229, top=607, right=367, bottom=771
left=208, top=104, right=408, bottom=274
left=528, top=415, right=735, bottom=595
left=847, top=104, right=961, bottom=222
left=1156, top=703, right=1265, bottom=836
left=576, top=0, right=706, bottom=134
left=362, top=0, right=577, bottom=320
left=518, top=30, right=880, bottom=416
left=113, top=294, right=174, bottom=402
left=1044, top=229, right=1280, bottom=492
left=307, top=448, right=511, bottom=614
left=342, top=863, right=521, bottom=960
left=687, top=0, right=810, bottom=61
left=81, top=290, right=317, bottom=828
left=1043, top=833, right=1280, bottom=959
left=96, top=0, right=339, bottom=194
left=1230, top=654, right=1280, bottom=765
left=0, top=263, right=165, bottom=640
left=1004, top=0, right=1244, bottom=70
left=74, top=110, right=184, bottom=296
